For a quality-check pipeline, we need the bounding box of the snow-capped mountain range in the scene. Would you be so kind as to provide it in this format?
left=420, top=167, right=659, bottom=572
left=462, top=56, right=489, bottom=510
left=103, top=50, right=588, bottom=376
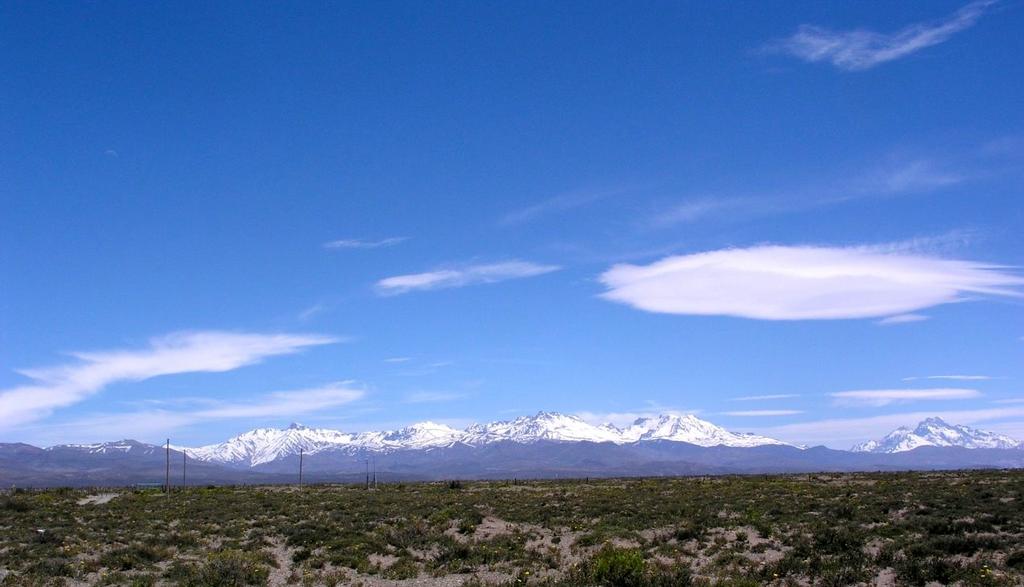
left=852, top=417, right=1023, bottom=453
left=180, top=412, right=791, bottom=467
left=7, top=414, right=1024, bottom=486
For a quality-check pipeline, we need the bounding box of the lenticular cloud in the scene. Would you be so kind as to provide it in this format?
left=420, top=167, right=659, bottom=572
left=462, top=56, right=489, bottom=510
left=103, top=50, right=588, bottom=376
left=598, top=246, right=1022, bottom=320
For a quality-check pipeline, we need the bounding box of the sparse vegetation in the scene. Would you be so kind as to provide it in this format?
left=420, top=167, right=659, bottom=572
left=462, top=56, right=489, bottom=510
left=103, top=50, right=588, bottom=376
left=1, top=470, right=1022, bottom=585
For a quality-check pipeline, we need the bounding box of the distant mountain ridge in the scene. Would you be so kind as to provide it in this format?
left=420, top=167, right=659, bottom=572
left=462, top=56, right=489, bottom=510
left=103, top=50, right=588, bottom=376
left=852, top=417, right=1022, bottom=453
left=4, top=414, right=1022, bottom=487
left=48, top=440, right=161, bottom=456
left=177, top=412, right=791, bottom=468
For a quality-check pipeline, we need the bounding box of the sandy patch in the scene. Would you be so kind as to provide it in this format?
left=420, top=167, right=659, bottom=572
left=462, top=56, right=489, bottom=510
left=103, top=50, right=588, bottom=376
left=863, top=538, right=886, bottom=557
left=370, top=553, right=401, bottom=569
left=472, top=516, right=513, bottom=541
left=265, top=538, right=296, bottom=586
left=76, top=493, right=119, bottom=505
left=871, top=568, right=897, bottom=586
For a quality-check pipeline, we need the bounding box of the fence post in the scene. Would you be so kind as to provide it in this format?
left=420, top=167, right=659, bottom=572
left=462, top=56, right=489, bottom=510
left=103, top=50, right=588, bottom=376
left=165, top=439, right=170, bottom=494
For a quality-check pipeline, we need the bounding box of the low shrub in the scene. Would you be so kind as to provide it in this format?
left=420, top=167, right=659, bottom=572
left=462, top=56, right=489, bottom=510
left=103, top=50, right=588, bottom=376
left=1, top=497, right=31, bottom=512
left=99, top=543, right=164, bottom=571
left=167, top=549, right=270, bottom=586
left=589, top=546, right=647, bottom=587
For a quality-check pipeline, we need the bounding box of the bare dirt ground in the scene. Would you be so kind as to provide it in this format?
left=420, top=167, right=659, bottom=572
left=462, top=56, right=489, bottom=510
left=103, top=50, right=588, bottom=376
left=75, top=493, right=119, bottom=506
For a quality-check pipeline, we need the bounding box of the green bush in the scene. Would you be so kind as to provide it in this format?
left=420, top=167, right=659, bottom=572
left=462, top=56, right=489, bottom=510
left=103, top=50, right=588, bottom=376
left=167, top=549, right=270, bottom=586
left=1, top=497, right=31, bottom=512
left=646, top=564, right=693, bottom=587
left=99, top=543, right=164, bottom=570
left=383, top=557, right=419, bottom=580
left=673, top=523, right=702, bottom=541
left=28, top=557, right=74, bottom=577
left=813, top=525, right=862, bottom=555
left=895, top=555, right=963, bottom=586
left=590, top=547, right=647, bottom=587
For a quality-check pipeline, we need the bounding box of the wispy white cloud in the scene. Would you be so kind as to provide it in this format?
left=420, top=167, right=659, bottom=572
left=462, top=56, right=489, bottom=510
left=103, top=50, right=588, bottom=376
left=0, top=331, right=339, bottom=430
left=384, top=357, right=412, bottom=363
left=731, top=394, right=801, bottom=402
left=649, top=198, right=746, bottom=228
left=377, top=261, right=560, bottom=295
left=993, top=398, right=1024, bottom=404
left=501, top=188, right=626, bottom=226
left=871, top=230, right=980, bottom=256
left=18, top=382, right=365, bottom=445
left=193, top=383, right=364, bottom=419
left=599, top=245, right=1022, bottom=321
left=723, top=410, right=804, bottom=417
left=903, top=374, right=996, bottom=381
left=877, top=313, right=930, bottom=325
left=867, top=160, right=965, bottom=194
left=768, top=1, right=996, bottom=71
left=298, top=303, right=327, bottom=322
left=649, top=157, right=970, bottom=229
left=831, top=388, right=981, bottom=407
left=755, top=406, right=1024, bottom=448
left=323, top=237, right=408, bottom=250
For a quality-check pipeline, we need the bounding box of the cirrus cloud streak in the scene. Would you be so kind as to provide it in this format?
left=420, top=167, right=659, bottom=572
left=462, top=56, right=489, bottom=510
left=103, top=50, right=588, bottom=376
left=323, top=237, right=408, bottom=249
left=768, top=1, right=996, bottom=71
left=377, top=261, right=560, bottom=295
left=0, top=331, right=339, bottom=430
left=14, top=383, right=365, bottom=446
left=831, top=388, right=981, bottom=407
left=731, top=394, right=800, bottom=402
left=723, top=410, right=804, bottom=417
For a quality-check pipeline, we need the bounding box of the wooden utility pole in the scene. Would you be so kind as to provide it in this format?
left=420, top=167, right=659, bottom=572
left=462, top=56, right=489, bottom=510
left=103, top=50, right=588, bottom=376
left=165, top=439, right=170, bottom=493
left=182, top=449, right=187, bottom=488
left=298, top=449, right=304, bottom=488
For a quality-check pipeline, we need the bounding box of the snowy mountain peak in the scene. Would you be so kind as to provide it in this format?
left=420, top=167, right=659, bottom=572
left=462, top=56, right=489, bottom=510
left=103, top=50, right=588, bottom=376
left=461, top=411, right=622, bottom=445
left=852, top=419, right=1022, bottom=453
left=186, top=424, right=356, bottom=467
left=179, top=411, right=795, bottom=468
left=378, top=421, right=462, bottom=449
left=619, top=413, right=790, bottom=448
left=915, top=417, right=953, bottom=434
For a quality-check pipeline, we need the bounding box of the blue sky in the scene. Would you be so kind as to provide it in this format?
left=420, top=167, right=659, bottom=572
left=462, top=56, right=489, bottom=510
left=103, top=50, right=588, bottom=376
left=2, top=1, right=1023, bottom=448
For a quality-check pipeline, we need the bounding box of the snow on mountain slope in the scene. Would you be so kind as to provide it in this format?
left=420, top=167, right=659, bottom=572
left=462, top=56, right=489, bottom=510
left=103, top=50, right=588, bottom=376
left=350, top=422, right=463, bottom=451
left=851, top=418, right=1022, bottom=453
left=462, top=412, right=622, bottom=445
left=618, top=414, right=791, bottom=447
left=179, top=412, right=795, bottom=467
left=185, top=423, right=355, bottom=467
